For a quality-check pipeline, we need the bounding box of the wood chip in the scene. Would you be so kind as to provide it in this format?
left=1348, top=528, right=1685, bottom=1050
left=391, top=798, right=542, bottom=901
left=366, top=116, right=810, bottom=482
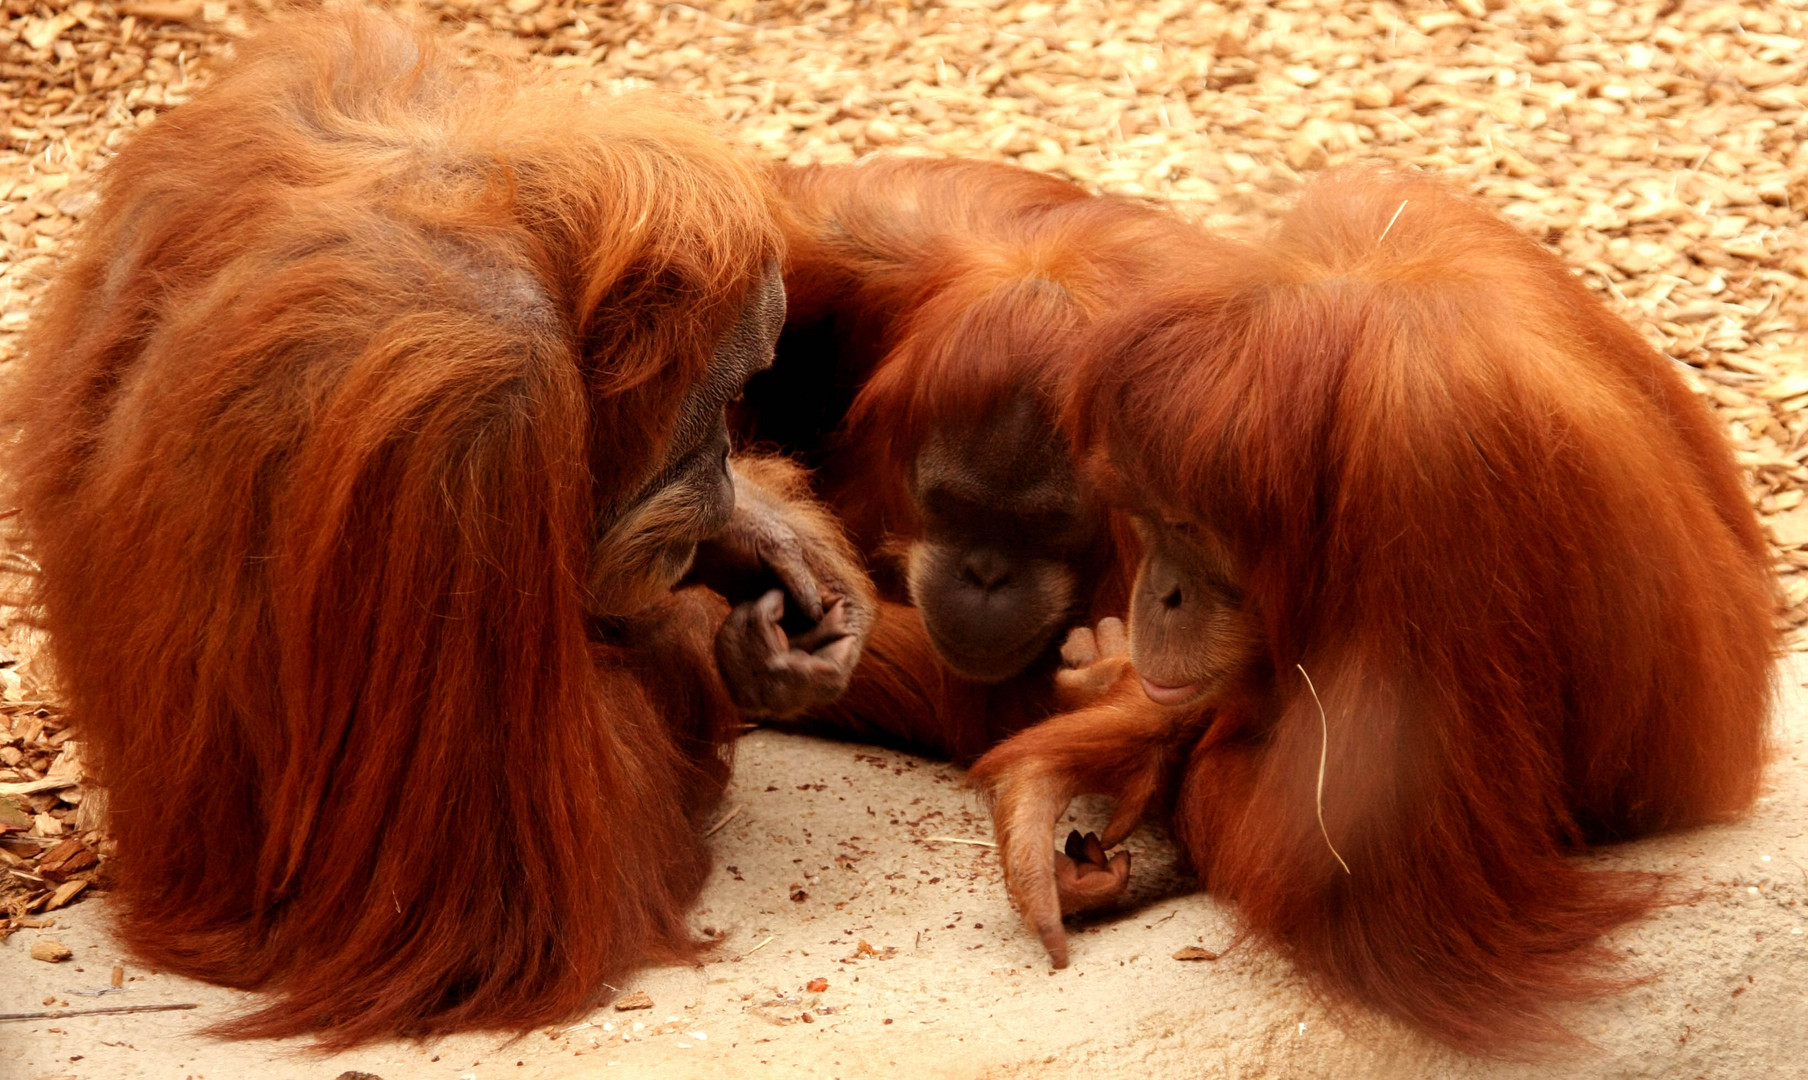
left=36, top=838, right=96, bottom=877
left=1760, top=375, right=1808, bottom=401
left=0, top=795, right=31, bottom=831
left=115, top=1, right=203, bottom=23
left=29, top=939, right=72, bottom=962
left=1173, top=946, right=1220, bottom=962
left=613, top=990, right=654, bottom=1011
left=43, top=878, right=88, bottom=910
left=0, top=777, right=80, bottom=797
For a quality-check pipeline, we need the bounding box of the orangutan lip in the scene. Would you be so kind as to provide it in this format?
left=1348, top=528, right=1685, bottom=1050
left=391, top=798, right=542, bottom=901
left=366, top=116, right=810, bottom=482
left=1139, top=675, right=1203, bottom=707
left=919, top=619, right=1050, bottom=684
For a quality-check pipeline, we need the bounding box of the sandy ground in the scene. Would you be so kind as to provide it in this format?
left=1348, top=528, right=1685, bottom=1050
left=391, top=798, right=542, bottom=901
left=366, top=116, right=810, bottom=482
left=4, top=654, right=1805, bottom=1080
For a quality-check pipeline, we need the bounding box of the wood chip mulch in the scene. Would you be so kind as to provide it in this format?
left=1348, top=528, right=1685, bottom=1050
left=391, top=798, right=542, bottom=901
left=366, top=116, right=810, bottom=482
left=1, top=0, right=1804, bottom=925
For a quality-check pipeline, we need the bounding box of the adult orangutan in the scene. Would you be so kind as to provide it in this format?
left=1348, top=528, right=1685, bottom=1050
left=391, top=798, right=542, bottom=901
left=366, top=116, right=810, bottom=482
left=741, top=157, right=1220, bottom=760
left=970, top=170, right=1777, bottom=1053
left=0, top=11, right=870, bottom=1047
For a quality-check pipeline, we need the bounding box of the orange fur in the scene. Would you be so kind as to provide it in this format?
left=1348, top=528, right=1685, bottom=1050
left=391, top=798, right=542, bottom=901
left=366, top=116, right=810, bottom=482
left=2, top=11, right=782, bottom=1046
left=743, top=158, right=1213, bottom=759
left=977, top=169, right=1777, bottom=1053
left=803, top=599, right=1061, bottom=762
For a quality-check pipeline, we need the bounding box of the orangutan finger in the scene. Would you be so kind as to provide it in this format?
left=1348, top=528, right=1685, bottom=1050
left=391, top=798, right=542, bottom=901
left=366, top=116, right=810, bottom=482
left=1100, top=791, right=1150, bottom=849
left=1094, top=616, right=1129, bottom=658
left=787, top=597, right=851, bottom=653
left=1081, top=831, right=1108, bottom=867
left=1059, top=625, right=1099, bottom=669
left=1063, top=829, right=1090, bottom=863
left=760, top=531, right=824, bottom=623
left=1054, top=849, right=1132, bottom=913
left=752, top=589, right=790, bottom=654
left=1034, top=902, right=1071, bottom=969
left=810, top=633, right=859, bottom=676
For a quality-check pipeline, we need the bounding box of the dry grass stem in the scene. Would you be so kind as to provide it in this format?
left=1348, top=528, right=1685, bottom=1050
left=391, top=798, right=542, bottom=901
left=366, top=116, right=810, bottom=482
left=1376, top=199, right=1409, bottom=244
left=702, top=803, right=744, bottom=838
left=1297, top=663, right=1352, bottom=877
left=922, top=835, right=999, bottom=848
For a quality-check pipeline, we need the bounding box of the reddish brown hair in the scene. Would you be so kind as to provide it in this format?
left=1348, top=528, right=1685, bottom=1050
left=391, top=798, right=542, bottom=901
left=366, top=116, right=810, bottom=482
left=3, top=10, right=779, bottom=1046
left=1066, top=169, right=1776, bottom=1050
left=756, top=158, right=1223, bottom=760
left=779, top=157, right=1204, bottom=545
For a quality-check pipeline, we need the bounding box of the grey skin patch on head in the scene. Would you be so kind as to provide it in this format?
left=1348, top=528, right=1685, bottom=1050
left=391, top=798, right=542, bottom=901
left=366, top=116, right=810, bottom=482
left=662, top=266, right=786, bottom=481
left=586, top=267, right=786, bottom=617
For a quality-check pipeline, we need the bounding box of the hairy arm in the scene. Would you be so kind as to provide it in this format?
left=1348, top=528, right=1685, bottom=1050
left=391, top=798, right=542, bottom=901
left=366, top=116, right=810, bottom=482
left=968, top=635, right=1210, bottom=967
left=686, top=454, right=876, bottom=718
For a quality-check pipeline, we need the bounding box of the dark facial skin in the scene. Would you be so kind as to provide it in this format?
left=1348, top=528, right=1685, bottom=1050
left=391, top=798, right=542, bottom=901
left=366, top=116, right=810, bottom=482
left=1125, top=516, right=1262, bottom=707
left=586, top=269, right=787, bottom=617
left=904, top=395, right=1098, bottom=682
left=599, top=268, right=874, bottom=721
left=658, top=268, right=792, bottom=538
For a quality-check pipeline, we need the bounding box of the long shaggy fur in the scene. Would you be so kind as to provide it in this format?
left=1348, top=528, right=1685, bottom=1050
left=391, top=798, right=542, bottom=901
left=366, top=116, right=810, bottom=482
left=1, top=10, right=782, bottom=1046
left=1050, top=169, right=1777, bottom=1052
left=744, top=157, right=1202, bottom=760
left=766, top=156, right=1182, bottom=555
